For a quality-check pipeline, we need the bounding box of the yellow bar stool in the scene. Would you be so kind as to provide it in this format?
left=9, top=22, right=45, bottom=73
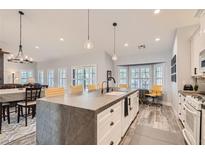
left=70, top=85, right=83, bottom=94
left=119, top=84, right=129, bottom=89
left=45, top=87, right=65, bottom=97
left=88, top=84, right=97, bottom=92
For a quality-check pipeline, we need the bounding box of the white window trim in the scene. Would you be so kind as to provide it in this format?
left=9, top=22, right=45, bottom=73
left=20, top=70, right=33, bottom=84
left=118, top=63, right=165, bottom=90
left=38, top=70, right=44, bottom=85
left=58, top=68, right=68, bottom=89
left=71, top=64, right=97, bottom=89
left=47, top=69, right=55, bottom=87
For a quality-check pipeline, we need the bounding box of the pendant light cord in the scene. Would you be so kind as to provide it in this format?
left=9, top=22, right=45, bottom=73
left=20, top=12, right=22, bottom=46
left=114, top=24, right=116, bottom=55
left=88, top=9, right=90, bottom=40
left=19, top=11, right=23, bottom=55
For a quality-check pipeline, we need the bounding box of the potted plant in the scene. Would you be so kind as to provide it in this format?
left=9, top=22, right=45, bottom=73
left=194, top=77, right=199, bottom=91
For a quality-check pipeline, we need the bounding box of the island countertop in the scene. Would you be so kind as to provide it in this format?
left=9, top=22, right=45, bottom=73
left=37, top=88, right=138, bottom=114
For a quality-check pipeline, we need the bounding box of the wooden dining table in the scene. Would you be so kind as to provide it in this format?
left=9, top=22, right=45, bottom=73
left=0, top=88, right=44, bottom=134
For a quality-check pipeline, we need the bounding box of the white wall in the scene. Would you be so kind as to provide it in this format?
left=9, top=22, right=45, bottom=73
left=113, top=51, right=172, bottom=105
left=3, top=54, right=37, bottom=84
left=171, top=25, right=197, bottom=112
left=37, top=51, right=114, bottom=87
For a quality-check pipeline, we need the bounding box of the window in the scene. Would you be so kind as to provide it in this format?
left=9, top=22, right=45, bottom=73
left=130, top=67, right=140, bottom=89
left=58, top=68, right=67, bottom=88
left=130, top=66, right=152, bottom=89
left=38, top=71, right=44, bottom=85
left=21, top=71, right=33, bottom=84
left=47, top=70, right=54, bottom=87
left=140, top=66, right=152, bottom=89
left=118, top=67, right=128, bottom=84
left=154, top=64, right=163, bottom=85
left=72, top=65, right=96, bottom=89
left=118, top=63, right=164, bottom=90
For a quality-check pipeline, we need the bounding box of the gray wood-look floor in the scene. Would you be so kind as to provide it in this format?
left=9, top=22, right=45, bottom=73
left=121, top=104, right=185, bottom=145
left=7, top=104, right=185, bottom=145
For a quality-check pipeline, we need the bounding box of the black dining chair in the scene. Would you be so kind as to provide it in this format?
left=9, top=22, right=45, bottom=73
left=17, top=87, right=41, bottom=126
left=2, top=103, right=10, bottom=124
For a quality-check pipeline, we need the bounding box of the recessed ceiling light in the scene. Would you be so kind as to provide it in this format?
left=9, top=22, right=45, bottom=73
left=124, top=43, right=128, bottom=47
left=154, top=9, right=160, bottom=14
left=35, top=46, right=39, bottom=49
left=60, top=38, right=64, bottom=41
left=155, top=38, right=160, bottom=42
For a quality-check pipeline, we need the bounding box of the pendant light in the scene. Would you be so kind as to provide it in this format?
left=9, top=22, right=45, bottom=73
left=112, top=22, right=118, bottom=61
left=8, top=11, right=33, bottom=64
left=84, top=9, right=94, bottom=49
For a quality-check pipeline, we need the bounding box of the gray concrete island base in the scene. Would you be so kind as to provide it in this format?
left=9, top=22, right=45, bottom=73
left=36, top=89, right=137, bottom=145
left=36, top=101, right=97, bottom=145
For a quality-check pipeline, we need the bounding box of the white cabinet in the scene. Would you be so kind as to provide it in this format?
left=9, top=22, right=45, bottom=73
left=121, top=92, right=139, bottom=137
left=97, top=101, right=122, bottom=145
left=190, top=30, right=205, bottom=76
left=178, top=93, right=186, bottom=126
left=97, top=91, right=139, bottom=145
left=202, top=108, right=205, bottom=145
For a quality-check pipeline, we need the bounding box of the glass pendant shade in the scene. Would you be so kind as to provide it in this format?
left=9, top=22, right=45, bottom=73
left=84, top=10, right=94, bottom=50
left=112, top=54, right=118, bottom=61
left=84, top=39, right=94, bottom=49
left=112, top=22, right=118, bottom=61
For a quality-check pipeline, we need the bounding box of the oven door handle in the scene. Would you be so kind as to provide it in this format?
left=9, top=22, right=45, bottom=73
left=182, top=129, right=196, bottom=145
left=183, top=104, right=197, bottom=116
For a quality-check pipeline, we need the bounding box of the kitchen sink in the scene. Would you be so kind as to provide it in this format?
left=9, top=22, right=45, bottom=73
left=105, top=91, right=126, bottom=96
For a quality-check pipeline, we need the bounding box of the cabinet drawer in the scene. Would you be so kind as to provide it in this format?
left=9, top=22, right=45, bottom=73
left=98, top=120, right=121, bottom=145
left=97, top=102, right=121, bottom=140
left=97, top=102, right=121, bottom=120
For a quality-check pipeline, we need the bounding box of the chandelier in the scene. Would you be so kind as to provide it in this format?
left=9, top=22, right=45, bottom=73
left=8, top=11, right=33, bottom=64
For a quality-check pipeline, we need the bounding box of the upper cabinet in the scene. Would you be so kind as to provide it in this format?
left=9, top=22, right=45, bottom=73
left=190, top=29, right=205, bottom=76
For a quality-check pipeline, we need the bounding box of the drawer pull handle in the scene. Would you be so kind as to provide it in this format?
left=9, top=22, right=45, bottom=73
left=110, top=141, right=114, bottom=145
left=110, top=109, right=114, bottom=113
left=110, top=121, right=114, bottom=126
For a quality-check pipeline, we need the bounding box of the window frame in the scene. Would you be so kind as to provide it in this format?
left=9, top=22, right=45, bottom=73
left=47, top=69, right=55, bottom=87
left=118, top=66, right=129, bottom=85
left=71, top=64, right=97, bottom=90
left=20, top=70, right=33, bottom=84
left=37, top=70, right=44, bottom=85
left=118, top=63, right=164, bottom=90
left=58, top=68, right=67, bottom=89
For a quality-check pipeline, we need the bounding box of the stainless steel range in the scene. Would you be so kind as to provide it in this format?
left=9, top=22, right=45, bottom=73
left=182, top=94, right=205, bottom=145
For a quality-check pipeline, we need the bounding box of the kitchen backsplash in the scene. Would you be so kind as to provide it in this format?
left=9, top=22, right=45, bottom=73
left=198, top=80, right=205, bottom=91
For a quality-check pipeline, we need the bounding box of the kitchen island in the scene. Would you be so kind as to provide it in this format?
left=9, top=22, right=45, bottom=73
left=36, top=89, right=139, bottom=145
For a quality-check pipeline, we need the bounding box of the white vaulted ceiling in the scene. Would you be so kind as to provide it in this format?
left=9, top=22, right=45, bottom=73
left=0, top=9, right=199, bottom=62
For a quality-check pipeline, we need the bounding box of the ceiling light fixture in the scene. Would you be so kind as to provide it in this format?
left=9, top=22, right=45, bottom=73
left=154, top=9, right=160, bottom=14
left=112, top=22, right=118, bottom=61
left=84, top=9, right=94, bottom=50
left=60, top=38, right=64, bottom=41
left=35, top=46, right=39, bottom=49
left=124, top=43, right=128, bottom=47
left=138, top=44, right=146, bottom=50
left=155, top=37, right=160, bottom=42
left=8, top=11, right=33, bottom=64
